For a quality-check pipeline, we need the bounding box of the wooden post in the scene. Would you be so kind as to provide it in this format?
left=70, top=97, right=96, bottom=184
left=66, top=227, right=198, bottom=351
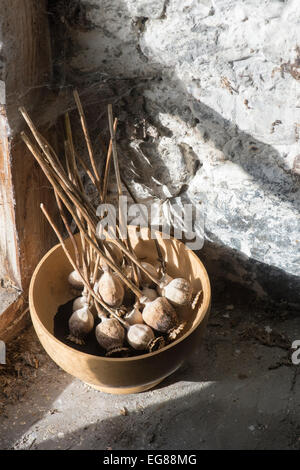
left=0, top=0, right=59, bottom=340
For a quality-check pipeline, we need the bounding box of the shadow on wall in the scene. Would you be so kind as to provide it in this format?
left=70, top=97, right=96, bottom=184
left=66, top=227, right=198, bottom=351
left=199, top=236, right=300, bottom=307
left=116, top=74, right=300, bottom=306
left=118, top=75, right=300, bottom=204
left=46, top=0, right=300, bottom=306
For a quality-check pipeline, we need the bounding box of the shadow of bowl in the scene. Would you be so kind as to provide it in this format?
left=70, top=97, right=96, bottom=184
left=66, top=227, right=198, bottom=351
left=29, top=226, right=211, bottom=394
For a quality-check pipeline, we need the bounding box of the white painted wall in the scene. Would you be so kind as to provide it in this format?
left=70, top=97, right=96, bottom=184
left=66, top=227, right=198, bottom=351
left=51, top=0, right=300, bottom=303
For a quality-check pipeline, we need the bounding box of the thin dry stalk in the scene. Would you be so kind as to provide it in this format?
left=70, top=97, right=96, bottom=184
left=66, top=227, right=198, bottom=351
left=87, top=252, right=102, bottom=307
left=102, top=117, right=118, bottom=203
left=56, top=188, right=97, bottom=311
left=65, top=109, right=108, bottom=271
left=64, top=141, right=72, bottom=181
left=121, top=175, right=166, bottom=274
left=20, top=108, right=84, bottom=204
left=73, top=89, right=102, bottom=196
left=66, top=152, right=113, bottom=271
left=22, top=131, right=143, bottom=297
left=64, top=113, right=77, bottom=174
left=76, top=151, right=98, bottom=188
left=108, top=104, right=140, bottom=287
left=39, top=133, right=65, bottom=173
left=69, top=116, right=128, bottom=276
left=54, top=190, right=80, bottom=268
left=20, top=108, right=97, bottom=229
left=98, top=116, right=130, bottom=270
left=40, top=203, right=119, bottom=320
left=64, top=122, right=92, bottom=272
left=107, top=105, right=122, bottom=199
left=64, top=143, right=90, bottom=279
left=101, top=231, right=160, bottom=286
left=21, top=120, right=159, bottom=289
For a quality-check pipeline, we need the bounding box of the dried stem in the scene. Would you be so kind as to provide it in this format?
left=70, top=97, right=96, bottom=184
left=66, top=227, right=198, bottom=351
left=39, top=133, right=65, bottom=173
left=64, top=141, right=72, bottom=181
left=20, top=108, right=96, bottom=230
left=107, top=105, right=122, bottom=199
left=121, top=175, right=166, bottom=274
left=20, top=108, right=85, bottom=205
left=54, top=190, right=80, bottom=268
left=76, top=151, right=98, bottom=188
left=64, top=136, right=90, bottom=276
left=20, top=111, right=159, bottom=289
left=107, top=104, right=140, bottom=288
left=56, top=187, right=97, bottom=310
left=64, top=113, right=77, bottom=174
left=40, top=203, right=120, bottom=320
left=67, top=103, right=105, bottom=270
left=21, top=131, right=142, bottom=296
left=102, top=117, right=118, bottom=203
left=73, top=89, right=102, bottom=196
left=103, top=232, right=160, bottom=286
left=64, top=121, right=93, bottom=271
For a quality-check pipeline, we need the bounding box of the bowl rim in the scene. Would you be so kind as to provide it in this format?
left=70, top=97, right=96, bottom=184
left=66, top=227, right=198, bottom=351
left=29, top=229, right=211, bottom=362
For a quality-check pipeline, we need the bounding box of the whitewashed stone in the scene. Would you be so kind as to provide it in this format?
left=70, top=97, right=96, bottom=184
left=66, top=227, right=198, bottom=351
left=61, top=0, right=300, bottom=303
left=126, top=0, right=166, bottom=19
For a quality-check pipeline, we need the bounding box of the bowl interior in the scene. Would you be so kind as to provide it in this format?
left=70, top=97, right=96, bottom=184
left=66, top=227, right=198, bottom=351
left=30, top=226, right=211, bottom=356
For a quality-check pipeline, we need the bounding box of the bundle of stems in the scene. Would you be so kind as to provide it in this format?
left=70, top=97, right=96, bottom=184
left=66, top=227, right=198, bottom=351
left=19, top=93, right=200, bottom=357
left=19, top=92, right=163, bottom=318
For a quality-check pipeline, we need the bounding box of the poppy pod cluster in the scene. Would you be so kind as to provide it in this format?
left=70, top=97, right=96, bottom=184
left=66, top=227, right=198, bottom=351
left=67, top=258, right=197, bottom=356
left=19, top=98, right=201, bottom=360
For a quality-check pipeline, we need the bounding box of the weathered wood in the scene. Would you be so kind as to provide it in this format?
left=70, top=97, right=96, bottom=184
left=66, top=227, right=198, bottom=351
left=0, top=0, right=60, bottom=339
left=0, top=292, right=29, bottom=342
left=12, top=136, right=59, bottom=291
left=0, top=107, right=20, bottom=286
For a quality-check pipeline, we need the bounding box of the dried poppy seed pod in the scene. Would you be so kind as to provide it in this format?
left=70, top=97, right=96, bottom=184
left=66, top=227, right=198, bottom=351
left=68, top=270, right=84, bottom=290
left=142, top=297, right=178, bottom=333
left=72, top=292, right=89, bottom=311
left=157, top=273, right=173, bottom=296
left=98, top=271, right=124, bottom=307
left=68, top=305, right=94, bottom=344
left=124, top=306, right=144, bottom=326
left=95, top=317, right=125, bottom=352
left=127, top=323, right=155, bottom=350
left=140, top=262, right=159, bottom=287
left=163, top=278, right=193, bottom=306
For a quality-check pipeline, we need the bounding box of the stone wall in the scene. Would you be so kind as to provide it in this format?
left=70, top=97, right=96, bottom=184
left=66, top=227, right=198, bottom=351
left=48, top=0, right=300, bottom=305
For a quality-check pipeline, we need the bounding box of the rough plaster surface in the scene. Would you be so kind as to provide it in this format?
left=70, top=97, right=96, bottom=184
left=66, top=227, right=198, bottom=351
left=51, top=0, right=300, bottom=303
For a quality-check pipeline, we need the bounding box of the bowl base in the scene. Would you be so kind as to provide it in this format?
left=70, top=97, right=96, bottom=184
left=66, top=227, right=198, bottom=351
left=85, top=378, right=164, bottom=395
left=85, top=361, right=184, bottom=394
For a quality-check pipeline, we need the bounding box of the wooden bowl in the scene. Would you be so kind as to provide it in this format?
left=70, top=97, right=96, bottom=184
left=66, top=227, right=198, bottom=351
left=29, top=227, right=211, bottom=394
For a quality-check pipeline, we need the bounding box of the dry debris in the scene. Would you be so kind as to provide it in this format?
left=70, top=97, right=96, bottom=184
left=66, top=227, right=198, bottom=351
left=0, top=328, right=45, bottom=415
left=240, top=324, right=291, bottom=350
left=120, top=407, right=128, bottom=416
